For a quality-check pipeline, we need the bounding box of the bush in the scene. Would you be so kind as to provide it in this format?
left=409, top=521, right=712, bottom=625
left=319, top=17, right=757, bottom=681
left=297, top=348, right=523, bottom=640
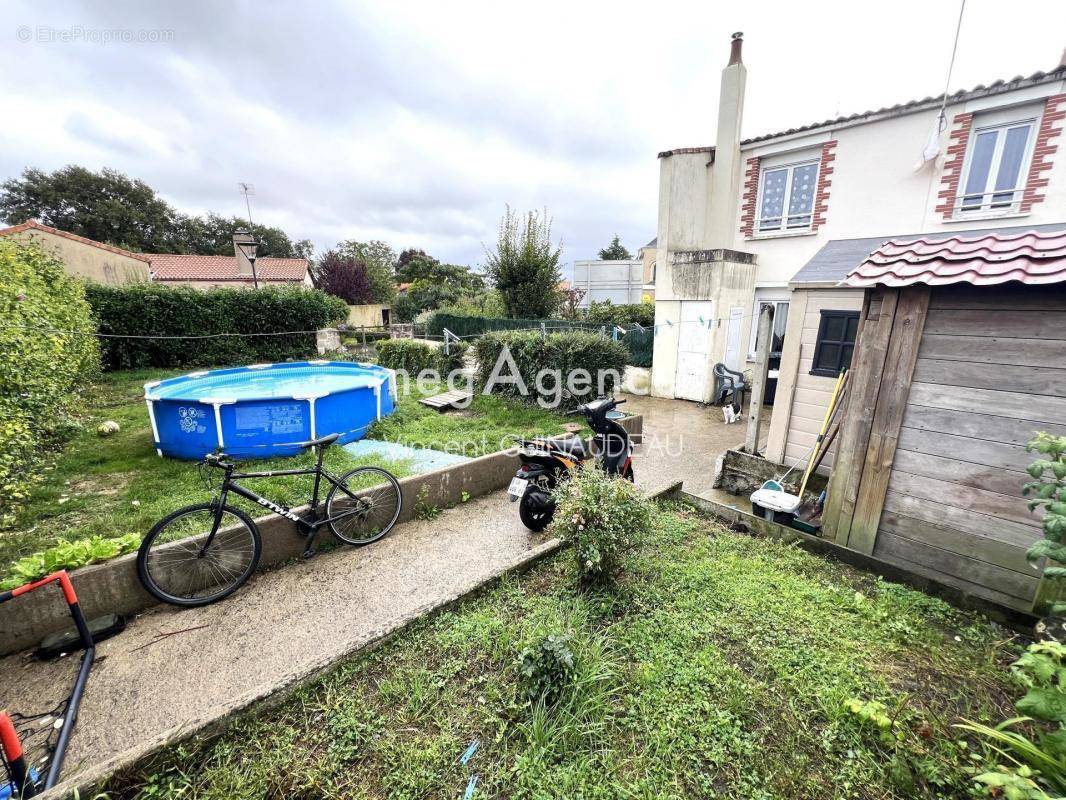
left=473, top=330, right=627, bottom=411
left=86, top=283, right=348, bottom=370
left=436, top=341, right=469, bottom=375
left=550, top=467, right=652, bottom=585
left=517, top=633, right=575, bottom=706
left=375, top=338, right=467, bottom=376
left=585, top=300, right=655, bottom=328
left=0, top=240, right=100, bottom=524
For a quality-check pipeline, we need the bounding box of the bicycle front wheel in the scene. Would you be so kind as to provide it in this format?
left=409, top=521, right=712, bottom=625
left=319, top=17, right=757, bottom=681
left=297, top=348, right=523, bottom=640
left=137, top=503, right=262, bottom=607
left=326, top=467, right=403, bottom=545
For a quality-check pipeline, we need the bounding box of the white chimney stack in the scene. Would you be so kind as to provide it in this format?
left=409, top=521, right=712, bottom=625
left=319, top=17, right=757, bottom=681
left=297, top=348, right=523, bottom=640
left=707, top=32, right=747, bottom=248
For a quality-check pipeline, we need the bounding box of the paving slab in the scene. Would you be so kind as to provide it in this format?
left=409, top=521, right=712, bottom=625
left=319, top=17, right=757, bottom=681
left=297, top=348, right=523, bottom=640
left=0, top=492, right=550, bottom=791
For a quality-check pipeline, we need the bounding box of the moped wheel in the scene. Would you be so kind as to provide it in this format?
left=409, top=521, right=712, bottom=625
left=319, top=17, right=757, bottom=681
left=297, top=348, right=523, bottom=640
left=137, top=503, right=261, bottom=607
left=519, top=489, right=554, bottom=532
left=326, top=467, right=403, bottom=545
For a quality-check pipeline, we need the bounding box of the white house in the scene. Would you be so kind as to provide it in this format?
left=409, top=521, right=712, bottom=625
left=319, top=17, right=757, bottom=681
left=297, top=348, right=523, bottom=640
left=651, top=32, right=1066, bottom=404
left=571, top=258, right=645, bottom=308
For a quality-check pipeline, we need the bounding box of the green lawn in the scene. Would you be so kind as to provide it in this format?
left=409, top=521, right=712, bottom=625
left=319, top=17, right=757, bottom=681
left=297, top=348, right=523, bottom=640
left=0, top=368, right=580, bottom=570
left=106, top=505, right=1018, bottom=800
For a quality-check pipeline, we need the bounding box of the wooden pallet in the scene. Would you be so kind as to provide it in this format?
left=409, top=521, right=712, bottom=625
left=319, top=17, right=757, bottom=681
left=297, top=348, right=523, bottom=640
left=419, top=389, right=473, bottom=411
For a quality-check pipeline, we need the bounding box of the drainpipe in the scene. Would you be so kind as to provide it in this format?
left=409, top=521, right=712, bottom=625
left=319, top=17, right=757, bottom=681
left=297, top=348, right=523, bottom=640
left=706, top=32, right=747, bottom=249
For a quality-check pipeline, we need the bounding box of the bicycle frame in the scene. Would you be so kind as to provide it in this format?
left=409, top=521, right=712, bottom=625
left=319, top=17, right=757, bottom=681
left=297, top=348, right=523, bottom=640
left=203, top=457, right=371, bottom=555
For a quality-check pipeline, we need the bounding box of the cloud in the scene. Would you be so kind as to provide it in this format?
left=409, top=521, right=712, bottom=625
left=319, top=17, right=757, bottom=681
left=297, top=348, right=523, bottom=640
left=3, top=0, right=1065, bottom=275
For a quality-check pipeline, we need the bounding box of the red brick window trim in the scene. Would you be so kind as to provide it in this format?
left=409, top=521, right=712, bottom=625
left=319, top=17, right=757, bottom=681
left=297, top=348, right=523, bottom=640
left=811, top=140, right=837, bottom=231
left=1021, top=93, right=1066, bottom=212
left=739, top=155, right=760, bottom=237
left=935, top=112, right=975, bottom=219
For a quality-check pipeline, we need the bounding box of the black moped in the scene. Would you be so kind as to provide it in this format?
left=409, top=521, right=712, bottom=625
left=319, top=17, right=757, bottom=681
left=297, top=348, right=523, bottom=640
left=508, top=395, right=634, bottom=531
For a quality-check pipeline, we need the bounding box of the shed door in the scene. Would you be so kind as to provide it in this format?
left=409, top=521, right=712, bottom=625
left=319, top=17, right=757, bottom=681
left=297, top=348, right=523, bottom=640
left=674, top=301, right=714, bottom=401
left=724, top=306, right=744, bottom=371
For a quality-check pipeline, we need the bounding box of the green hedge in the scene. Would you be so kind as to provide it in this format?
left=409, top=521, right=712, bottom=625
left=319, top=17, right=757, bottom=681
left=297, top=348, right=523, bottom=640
left=427, top=311, right=652, bottom=367
left=376, top=338, right=469, bottom=375
left=585, top=300, right=655, bottom=328
left=472, top=331, right=627, bottom=411
left=87, top=283, right=349, bottom=370
left=0, top=240, right=100, bottom=524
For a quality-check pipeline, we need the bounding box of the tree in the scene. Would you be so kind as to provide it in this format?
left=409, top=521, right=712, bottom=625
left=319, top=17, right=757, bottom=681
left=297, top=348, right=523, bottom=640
left=559, top=286, right=587, bottom=319
left=0, top=165, right=307, bottom=257
left=484, top=207, right=562, bottom=318
left=334, top=240, right=396, bottom=303
left=1, top=165, right=178, bottom=252
left=598, top=234, right=632, bottom=260
left=311, top=250, right=375, bottom=304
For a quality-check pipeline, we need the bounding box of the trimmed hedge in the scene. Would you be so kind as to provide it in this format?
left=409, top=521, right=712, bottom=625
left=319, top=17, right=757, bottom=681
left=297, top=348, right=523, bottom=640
left=376, top=338, right=469, bottom=375
left=473, top=331, right=627, bottom=411
left=87, top=283, right=349, bottom=370
left=0, top=240, right=100, bottom=524
left=585, top=300, right=655, bottom=328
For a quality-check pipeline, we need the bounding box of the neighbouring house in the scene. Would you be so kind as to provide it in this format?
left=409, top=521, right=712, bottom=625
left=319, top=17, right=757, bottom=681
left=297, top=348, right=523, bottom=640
left=651, top=32, right=1066, bottom=404
left=0, top=219, right=150, bottom=284
left=638, top=237, right=657, bottom=302
left=571, top=258, right=645, bottom=308
left=347, top=303, right=391, bottom=327
left=795, top=230, right=1066, bottom=614
left=148, top=233, right=312, bottom=289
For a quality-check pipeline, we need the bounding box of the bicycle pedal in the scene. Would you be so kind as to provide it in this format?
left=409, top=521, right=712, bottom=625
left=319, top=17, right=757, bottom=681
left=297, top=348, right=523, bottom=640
left=302, top=548, right=316, bottom=559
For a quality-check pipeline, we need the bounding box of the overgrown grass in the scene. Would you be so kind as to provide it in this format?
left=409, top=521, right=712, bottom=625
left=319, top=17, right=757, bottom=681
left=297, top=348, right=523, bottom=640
left=0, top=369, right=578, bottom=569
left=105, top=506, right=1020, bottom=799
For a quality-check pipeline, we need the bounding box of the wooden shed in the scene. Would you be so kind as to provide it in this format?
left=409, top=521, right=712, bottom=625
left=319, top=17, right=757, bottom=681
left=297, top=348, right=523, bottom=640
left=821, top=229, right=1066, bottom=614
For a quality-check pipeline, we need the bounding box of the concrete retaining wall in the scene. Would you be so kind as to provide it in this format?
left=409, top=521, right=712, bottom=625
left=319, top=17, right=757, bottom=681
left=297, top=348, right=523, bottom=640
left=0, top=415, right=642, bottom=656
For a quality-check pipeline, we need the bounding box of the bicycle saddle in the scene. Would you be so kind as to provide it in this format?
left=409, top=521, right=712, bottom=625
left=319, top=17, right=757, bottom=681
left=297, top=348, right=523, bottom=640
left=300, top=433, right=340, bottom=449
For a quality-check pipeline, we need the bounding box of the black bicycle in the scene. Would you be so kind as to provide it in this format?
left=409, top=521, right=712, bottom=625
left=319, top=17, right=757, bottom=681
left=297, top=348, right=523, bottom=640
left=136, top=433, right=402, bottom=607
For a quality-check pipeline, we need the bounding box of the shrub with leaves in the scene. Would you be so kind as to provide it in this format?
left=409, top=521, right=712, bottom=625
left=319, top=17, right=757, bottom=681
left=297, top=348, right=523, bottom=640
left=0, top=239, right=100, bottom=525
left=517, top=633, right=575, bottom=706
left=959, top=641, right=1066, bottom=797
left=1025, top=433, right=1066, bottom=614
left=1, top=533, right=141, bottom=590
left=375, top=338, right=466, bottom=377
left=550, top=466, right=652, bottom=585
left=87, top=282, right=348, bottom=370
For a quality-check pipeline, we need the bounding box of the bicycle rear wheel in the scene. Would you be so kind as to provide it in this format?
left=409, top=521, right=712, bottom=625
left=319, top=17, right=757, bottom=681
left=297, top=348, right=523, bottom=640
left=326, top=467, right=402, bottom=545
left=137, top=503, right=261, bottom=607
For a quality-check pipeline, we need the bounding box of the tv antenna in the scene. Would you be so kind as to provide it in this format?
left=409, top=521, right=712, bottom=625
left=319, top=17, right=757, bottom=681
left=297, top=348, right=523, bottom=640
left=238, top=182, right=255, bottom=226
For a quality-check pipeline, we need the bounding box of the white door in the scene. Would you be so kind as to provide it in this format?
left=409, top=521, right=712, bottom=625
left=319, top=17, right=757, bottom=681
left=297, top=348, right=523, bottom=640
left=673, top=301, right=714, bottom=401
left=724, top=306, right=744, bottom=371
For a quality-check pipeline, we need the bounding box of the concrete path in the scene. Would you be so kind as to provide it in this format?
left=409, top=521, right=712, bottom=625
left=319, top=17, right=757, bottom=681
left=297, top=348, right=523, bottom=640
left=0, top=492, right=552, bottom=790
left=626, top=393, right=770, bottom=499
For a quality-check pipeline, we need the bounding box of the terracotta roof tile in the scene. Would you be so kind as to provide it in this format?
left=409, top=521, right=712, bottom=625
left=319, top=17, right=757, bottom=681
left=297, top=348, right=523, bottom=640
left=148, top=253, right=309, bottom=282
left=844, top=229, right=1066, bottom=287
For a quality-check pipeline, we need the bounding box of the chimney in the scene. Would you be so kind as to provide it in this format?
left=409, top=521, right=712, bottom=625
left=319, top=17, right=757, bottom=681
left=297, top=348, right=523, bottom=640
left=233, top=229, right=255, bottom=276
left=707, top=32, right=747, bottom=247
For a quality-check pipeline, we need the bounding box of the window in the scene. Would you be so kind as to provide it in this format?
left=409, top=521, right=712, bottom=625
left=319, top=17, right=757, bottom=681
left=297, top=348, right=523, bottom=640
left=958, top=119, right=1036, bottom=214
left=749, top=292, right=789, bottom=360
left=757, top=159, right=819, bottom=232
left=810, top=310, right=859, bottom=378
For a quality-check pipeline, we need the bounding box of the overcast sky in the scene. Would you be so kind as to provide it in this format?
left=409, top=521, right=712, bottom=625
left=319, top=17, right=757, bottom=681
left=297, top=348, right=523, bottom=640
left=3, top=1, right=1064, bottom=275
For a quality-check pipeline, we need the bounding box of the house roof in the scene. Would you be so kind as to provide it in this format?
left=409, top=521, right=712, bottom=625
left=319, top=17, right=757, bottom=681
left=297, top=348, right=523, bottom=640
left=790, top=223, right=1066, bottom=287
left=659, top=64, right=1066, bottom=156
left=0, top=219, right=151, bottom=262
left=844, top=228, right=1066, bottom=288
left=641, top=237, right=657, bottom=250
left=148, top=253, right=309, bottom=283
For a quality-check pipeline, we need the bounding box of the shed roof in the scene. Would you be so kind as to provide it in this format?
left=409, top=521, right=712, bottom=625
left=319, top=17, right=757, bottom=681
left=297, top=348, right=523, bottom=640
left=790, top=223, right=1066, bottom=286
left=844, top=228, right=1066, bottom=288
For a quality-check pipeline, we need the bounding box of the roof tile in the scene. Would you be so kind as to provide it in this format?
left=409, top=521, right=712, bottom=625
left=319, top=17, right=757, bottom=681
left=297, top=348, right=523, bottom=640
left=148, top=253, right=309, bottom=282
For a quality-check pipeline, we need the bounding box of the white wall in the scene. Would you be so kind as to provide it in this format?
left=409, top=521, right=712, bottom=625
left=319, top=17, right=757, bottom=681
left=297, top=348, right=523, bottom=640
left=572, top=259, right=644, bottom=307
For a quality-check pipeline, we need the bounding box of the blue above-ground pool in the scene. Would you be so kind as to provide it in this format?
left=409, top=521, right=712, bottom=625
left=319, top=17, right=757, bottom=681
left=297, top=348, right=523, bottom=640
left=144, top=361, right=397, bottom=460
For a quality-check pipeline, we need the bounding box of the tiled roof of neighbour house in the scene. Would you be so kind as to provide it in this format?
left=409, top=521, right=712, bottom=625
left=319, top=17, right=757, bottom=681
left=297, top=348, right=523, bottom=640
left=148, top=253, right=309, bottom=282
left=844, top=228, right=1066, bottom=288
left=790, top=223, right=1066, bottom=287
left=641, top=237, right=657, bottom=249
left=658, top=64, right=1066, bottom=155
left=0, top=219, right=151, bottom=262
